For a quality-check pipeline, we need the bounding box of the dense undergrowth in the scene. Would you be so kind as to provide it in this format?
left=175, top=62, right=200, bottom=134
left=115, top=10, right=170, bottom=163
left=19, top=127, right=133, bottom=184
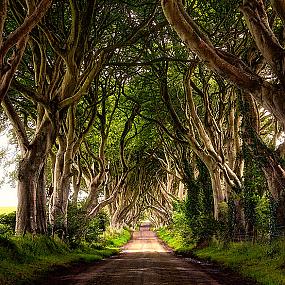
left=0, top=210, right=131, bottom=285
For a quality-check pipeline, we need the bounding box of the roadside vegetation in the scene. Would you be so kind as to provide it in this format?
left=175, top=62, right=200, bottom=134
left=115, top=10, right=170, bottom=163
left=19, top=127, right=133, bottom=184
left=159, top=225, right=285, bottom=285
left=0, top=210, right=131, bottom=285
left=157, top=134, right=285, bottom=285
left=157, top=199, right=285, bottom=285
left=196, top=240, right=285, bottom=285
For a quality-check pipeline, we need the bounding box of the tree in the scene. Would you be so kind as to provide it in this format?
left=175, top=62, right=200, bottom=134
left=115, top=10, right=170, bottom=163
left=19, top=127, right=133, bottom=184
left=0, top=0, right=53, bottom=102
left=161, top=0, right=285, bottom=127
left=5, top=0, right=158, bottom=235
left=161, top=0, right=285, bottom=226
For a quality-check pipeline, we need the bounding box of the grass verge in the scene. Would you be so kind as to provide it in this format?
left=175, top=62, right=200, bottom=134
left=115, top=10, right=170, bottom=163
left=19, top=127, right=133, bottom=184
left=157, top=226, right=285, bottom=285
left=0, top=228, right=131, bottom=285
left=194, top=239, right=285, bottom=285
left=156, top=226, right=195, bottom=255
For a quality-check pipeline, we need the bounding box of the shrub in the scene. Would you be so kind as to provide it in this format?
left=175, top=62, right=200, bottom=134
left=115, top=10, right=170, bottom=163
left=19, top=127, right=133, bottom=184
left=0, top=212, right=16, bottom=235
left=102, top=227, right=131, bottom=247
left=171, top=205, right=193, bottom=245
left=85, top=211, right=109, bottom=243
left=67, top=204, right=109, bottom=247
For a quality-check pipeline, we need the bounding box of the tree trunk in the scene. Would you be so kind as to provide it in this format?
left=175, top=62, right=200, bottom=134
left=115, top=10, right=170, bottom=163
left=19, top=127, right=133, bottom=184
left=242, top=92, right=285, bottom=227
left=263, top=164, right=285, bottom=227
left=206, top=164, right=226, bottom=220
left=177, top=180, right=185, bottom=200
left=36, top=165, right=48, bottom=234
left=71, top=171, right=81, bottom=205
left=16, top=124, right=52, bottom=235
left=16, top=156, right=39, bottom=235
left=49, top=136, right=73, bottom=238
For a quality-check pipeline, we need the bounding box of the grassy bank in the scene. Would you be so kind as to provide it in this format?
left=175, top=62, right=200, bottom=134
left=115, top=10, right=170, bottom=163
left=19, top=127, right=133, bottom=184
left=0, top=228, right=131, bottom=285
left=157, top=226, right=195, bottom=255
left=195, top=240, right=285, bottom=285
left=0, top=207, right=16, bottom=215
left=157, top=227, right=285, bottom=285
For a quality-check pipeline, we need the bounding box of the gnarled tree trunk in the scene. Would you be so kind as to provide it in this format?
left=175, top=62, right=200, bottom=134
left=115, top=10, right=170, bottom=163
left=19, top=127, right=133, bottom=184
left=16, top=120, right=53, bottom=235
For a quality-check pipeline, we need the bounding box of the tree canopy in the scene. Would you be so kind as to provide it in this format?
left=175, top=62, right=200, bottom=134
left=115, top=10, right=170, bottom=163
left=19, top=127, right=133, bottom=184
left=0, top=0, right=284, bottom=243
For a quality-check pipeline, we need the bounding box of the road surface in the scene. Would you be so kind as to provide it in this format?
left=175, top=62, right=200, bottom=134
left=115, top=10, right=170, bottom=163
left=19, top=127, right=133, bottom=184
left=38, top=223, right=256, bottom=285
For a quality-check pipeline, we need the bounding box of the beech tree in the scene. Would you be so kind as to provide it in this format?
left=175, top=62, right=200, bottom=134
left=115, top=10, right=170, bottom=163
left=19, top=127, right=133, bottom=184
left=0, top=0, right=53, bottom=102
left=161, top=0, right=285, bottom=226
left=161, top=0, right=285, bottom=126
left=3, top=0, right=158, bottom=235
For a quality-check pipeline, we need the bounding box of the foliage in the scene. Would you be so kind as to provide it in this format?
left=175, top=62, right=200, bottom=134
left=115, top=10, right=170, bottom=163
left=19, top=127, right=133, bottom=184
left=242, top=143, right=277, bottom=240
left=102, top=227, right=132, bottom=248
left=85, top=212, right=109, bottom=243
left=156, top=198, right=195, bottom=254
left=183, top=158, right=215, bottom=243
left=67, top=205, right=109, bottom=248
left=156, top=158, right=216, bottom=249
left=255, top=194, right=277, bottom=240
left=157, top=226, right=195, bottom=255
left=171, top=202, right=193, bottom=245
left=0, top=211, right=16, bottom=236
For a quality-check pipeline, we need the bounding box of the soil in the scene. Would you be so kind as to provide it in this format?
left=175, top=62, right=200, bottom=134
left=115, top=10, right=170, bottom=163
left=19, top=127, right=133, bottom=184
left=35, top=223, right=259, bottom=285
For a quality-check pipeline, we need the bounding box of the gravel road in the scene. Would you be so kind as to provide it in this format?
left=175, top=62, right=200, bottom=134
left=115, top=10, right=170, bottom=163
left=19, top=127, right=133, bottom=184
left=37, top=223, right=257, bottom=285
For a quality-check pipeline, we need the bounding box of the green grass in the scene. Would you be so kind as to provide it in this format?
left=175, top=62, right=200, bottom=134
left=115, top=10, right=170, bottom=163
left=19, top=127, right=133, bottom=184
left=194, top=240, right=285, bottom=285
left=0, top=207, right=16, bottom=214
left=158, top=226, right=285, bottom=285
left=157, top=226, right=195, bottom=255
left=0, top=228, right=131, bottom=285
left=103, top=228, right=132, bottom=247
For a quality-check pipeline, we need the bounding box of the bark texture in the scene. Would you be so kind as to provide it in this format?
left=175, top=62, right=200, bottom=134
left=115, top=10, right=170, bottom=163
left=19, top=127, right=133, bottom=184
left=16, top=119, right=53, bottom=235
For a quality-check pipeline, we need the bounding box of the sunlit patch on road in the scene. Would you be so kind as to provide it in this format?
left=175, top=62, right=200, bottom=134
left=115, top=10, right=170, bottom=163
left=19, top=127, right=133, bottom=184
left=122, top=248, right=168, bottom=253
left=121, top=222, right=170, bottom=253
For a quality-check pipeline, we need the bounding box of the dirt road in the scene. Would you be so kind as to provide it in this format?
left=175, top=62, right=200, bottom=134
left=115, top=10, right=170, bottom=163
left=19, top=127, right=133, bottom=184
left=38, top=223, right=257, bottom=285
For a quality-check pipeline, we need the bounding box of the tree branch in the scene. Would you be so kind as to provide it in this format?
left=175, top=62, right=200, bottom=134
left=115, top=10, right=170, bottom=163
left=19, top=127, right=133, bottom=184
left=2, top=95, right=29, bottom=153
left=1, top=0, right=53, bottom=56
left=240, top=0, right=285, bottom=83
